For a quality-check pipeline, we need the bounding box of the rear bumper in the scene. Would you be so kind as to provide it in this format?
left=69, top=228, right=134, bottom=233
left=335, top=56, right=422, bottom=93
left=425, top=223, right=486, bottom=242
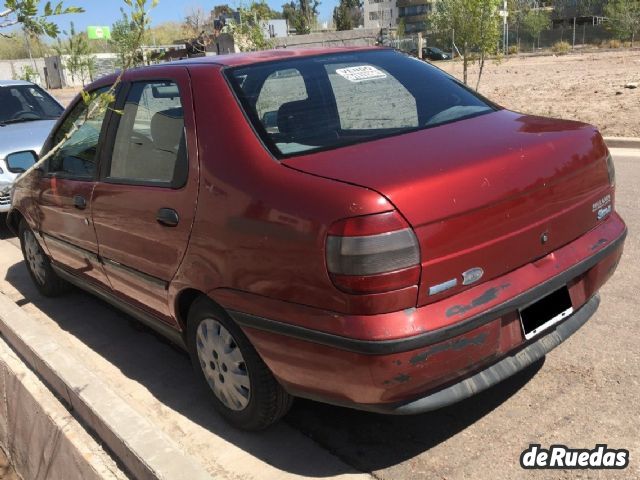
left=320, top=294, right=599, bottom=414
left=230, top=213, right=626, bottom=410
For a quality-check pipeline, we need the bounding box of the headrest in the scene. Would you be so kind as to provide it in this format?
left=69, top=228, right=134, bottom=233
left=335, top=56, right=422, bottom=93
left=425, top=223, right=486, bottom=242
left=151, top=107, right=184, bottom=152
left=277, top=99, right=327, bottom=139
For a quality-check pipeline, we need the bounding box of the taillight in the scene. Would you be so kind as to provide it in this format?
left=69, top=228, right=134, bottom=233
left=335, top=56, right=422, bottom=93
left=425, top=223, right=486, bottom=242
left=606, top=152, right=616, bottom=187
left=326, top=211, right=421, bottom=294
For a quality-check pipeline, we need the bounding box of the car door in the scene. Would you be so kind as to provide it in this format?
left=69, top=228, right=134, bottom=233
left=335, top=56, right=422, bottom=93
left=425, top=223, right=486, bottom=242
left=37, top=87, right=112, bottom=288
left=91, top=68, right=199, bottom=323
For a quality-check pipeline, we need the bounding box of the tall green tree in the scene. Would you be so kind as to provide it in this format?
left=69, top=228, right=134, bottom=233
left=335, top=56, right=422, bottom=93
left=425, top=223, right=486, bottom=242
left=431, top=0, right=502, bottom=89
left=224, top=4, right=274, bottom=51
left=110, top=6, right=147, bottom=67
left=333, top=0, right=362, bottom=31
left=605, top=0, right=640, bottom=47
left=522, top=8, right=550, bottom=50
left=282, top=0, right=320, bottom=34
left=1, top=0, right=83, bottom=37
left=55, top=22, right=95, bottom=85
left=9, top=0, right=157, bottom=196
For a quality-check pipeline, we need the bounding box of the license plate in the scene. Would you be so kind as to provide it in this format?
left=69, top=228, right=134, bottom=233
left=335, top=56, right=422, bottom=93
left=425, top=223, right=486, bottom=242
left=519, top=286, right=573, bottom=340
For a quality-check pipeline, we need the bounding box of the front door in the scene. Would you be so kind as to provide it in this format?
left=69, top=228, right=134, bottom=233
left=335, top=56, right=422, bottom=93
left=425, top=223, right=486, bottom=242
left=37, top=89, right=111, bottom=288
left=91, top=68, right=199, bottom=323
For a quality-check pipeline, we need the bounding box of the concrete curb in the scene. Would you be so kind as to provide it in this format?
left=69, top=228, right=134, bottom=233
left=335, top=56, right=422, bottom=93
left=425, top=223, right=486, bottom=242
left=0, top=292, right=213, bottom=480
left=0, top=336, right=127, bottom=480
left=603, top=137, right=640, bottom=149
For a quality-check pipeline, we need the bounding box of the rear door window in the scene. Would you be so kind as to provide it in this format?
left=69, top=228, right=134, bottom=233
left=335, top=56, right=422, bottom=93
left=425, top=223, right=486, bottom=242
left=107, top=81, right=186, bottom=187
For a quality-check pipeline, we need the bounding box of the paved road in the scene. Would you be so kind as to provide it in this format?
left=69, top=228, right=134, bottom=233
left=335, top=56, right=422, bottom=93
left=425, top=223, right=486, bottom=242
left=0, top=152, right=638, bottom=479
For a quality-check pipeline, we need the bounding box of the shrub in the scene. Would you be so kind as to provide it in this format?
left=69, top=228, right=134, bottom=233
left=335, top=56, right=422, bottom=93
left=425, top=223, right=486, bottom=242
left=602, top=39, right=622, bottom=48
left=552, top=41, right=571, bottom=54
left=508, top=45, right=519, bottom=55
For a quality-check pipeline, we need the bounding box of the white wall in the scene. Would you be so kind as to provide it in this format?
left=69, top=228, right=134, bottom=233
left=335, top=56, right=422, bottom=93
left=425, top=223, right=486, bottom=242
left=0, top=58, right=46, bottom=87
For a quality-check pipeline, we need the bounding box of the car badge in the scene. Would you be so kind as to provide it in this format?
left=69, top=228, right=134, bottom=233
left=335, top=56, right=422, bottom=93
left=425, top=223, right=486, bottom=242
left=462, top=267, right=484, bottom=286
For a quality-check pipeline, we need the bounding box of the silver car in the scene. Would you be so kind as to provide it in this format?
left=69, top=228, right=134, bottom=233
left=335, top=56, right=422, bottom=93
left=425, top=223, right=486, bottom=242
left=0, top=80, right=64, bottom=213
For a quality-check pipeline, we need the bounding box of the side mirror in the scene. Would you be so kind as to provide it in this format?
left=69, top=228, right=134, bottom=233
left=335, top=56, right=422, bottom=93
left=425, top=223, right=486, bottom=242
left=5, top=151, right=38, bottom=173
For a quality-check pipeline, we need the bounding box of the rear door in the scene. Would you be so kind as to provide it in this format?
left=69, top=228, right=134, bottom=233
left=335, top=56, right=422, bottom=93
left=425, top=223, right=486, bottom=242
left=37, top=87, right=112, bottom=288
left=91, top=68, right=199, bottom=323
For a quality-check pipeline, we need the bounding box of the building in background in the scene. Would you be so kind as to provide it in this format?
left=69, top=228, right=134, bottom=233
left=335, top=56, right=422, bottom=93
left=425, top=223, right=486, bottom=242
left=397, top=0, right=434, bottom=33
left=364, top=0, right=435, bottom=33
left=364, top=0, right=398, bottom=29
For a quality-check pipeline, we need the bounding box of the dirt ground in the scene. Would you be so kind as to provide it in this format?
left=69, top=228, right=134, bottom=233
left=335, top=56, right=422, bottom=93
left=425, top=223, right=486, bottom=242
left=439, top=50, right=640, bottom=137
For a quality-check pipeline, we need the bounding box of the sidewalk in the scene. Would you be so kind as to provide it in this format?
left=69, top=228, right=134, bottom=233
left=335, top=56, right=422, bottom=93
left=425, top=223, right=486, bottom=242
left=0, top=230, right=370, bottom=480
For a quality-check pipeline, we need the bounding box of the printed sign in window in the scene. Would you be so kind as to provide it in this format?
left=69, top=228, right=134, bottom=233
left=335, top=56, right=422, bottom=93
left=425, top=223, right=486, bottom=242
left=336, top=65, right=387, bottom=83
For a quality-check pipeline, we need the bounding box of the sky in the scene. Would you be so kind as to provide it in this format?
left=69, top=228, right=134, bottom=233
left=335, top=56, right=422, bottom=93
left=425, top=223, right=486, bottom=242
left=46, top=0, right=337, bottom=33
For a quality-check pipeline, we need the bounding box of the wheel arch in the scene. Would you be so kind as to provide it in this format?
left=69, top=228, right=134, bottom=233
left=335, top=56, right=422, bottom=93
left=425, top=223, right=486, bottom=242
left=6, top=208, right=25, bottom=236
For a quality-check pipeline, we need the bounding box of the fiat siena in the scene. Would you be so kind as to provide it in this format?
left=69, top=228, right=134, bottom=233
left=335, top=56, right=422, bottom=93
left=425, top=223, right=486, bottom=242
left=6, top=48, right=626, bottom=430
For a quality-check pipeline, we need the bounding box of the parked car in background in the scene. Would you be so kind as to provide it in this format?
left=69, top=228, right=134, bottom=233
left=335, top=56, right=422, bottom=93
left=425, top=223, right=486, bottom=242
left=410, top=46, right=452, bottom=61
left=6, top=48, right=626, bottom=431
left=0, top=80, right=64, bottom=215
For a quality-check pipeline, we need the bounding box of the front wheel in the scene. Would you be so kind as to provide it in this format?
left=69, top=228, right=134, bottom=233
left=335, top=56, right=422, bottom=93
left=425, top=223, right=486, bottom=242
left=19, top=220, right=69, bottom=297
left=187, top=297, right=293, bottom=430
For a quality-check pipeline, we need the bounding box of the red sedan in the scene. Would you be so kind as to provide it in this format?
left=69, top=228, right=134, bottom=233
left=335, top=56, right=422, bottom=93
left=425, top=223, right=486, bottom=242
left=6, top=47, right=626, bottom=430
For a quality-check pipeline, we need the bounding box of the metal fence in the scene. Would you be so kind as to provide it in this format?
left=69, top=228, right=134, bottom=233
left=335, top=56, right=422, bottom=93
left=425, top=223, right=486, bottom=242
left=389, top=24, right=621, bottom=57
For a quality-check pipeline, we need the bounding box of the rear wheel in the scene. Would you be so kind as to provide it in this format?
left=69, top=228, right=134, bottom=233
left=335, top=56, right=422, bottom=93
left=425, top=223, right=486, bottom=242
left=187, top=297, right=293, bottom=430
left=19, top=220, right=69, bottom=297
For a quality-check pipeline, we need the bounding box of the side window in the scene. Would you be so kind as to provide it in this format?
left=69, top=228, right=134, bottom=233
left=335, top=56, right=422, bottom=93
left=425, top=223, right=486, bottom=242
left=325, top=64, right=418, bottom=130
left=255, top=69, right=307, bottom=131
left=108, top=81, right=185, bottom=186
left=48, top=87, right=110, bottom=179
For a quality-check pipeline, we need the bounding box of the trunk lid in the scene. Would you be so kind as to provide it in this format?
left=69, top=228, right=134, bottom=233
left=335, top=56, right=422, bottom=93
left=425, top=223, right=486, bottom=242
left=284, top=110, right=613, bottom=306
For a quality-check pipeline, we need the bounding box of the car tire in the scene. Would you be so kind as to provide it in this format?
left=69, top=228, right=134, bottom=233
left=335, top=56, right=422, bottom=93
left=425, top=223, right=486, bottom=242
left=187, top=297, right=293, bottom=430
left=18, top=219, right=69, bottom=297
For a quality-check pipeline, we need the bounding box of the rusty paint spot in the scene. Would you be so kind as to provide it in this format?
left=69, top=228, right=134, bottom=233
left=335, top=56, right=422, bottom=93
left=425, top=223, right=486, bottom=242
left=445, top=284, right=510, bottom=318
left=393, top=374, right=411, bottom=383
left=409, top=332, right=489, bottom=365
left=590, top=238, right=607, bottom=251
left=393, top=359, right=402, bottom=366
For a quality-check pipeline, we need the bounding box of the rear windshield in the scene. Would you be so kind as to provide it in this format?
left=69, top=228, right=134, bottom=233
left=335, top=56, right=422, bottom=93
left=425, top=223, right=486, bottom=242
left=225, top=49, right=495, bottom=158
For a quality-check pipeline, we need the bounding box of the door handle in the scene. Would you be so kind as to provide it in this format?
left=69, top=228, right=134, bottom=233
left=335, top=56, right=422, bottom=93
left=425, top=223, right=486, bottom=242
left=73, top=195, right=87, bottom=210
left=156, top=208, right=179, bottom=227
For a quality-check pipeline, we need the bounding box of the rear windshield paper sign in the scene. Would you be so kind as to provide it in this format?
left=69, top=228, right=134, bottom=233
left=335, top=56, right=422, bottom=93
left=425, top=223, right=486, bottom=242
left=336, top=66, right=387, bottom=82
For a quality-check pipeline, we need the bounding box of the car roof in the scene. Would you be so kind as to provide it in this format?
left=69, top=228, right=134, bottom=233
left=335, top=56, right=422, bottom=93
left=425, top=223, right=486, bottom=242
left=0, top=80, right=35, bottom=87
left=163, top=46, right=385, bottom=68
left=88, top=46, right=390, bottom=90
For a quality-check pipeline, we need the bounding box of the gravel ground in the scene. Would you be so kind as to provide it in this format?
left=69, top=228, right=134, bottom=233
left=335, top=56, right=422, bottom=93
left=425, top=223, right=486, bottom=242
left=438, top=50, right=640, bottom=137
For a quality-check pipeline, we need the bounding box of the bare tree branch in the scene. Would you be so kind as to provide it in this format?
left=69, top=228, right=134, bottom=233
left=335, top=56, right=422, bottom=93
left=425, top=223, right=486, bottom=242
left=0, top=8, right=14, bottom=18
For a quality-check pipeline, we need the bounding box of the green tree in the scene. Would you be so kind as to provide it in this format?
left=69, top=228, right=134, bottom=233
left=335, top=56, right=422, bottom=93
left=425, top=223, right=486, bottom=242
left=213, top=4, right=233, bottom=18
left=224, top=4, right=273, bottom=51
left=9, top=0, right=157, bottom=193
left=605, top=0, right=640, bottom=47
left=1, top=0, right=83, bottom=37
left=282, top=0, right=320, bottom=34
left=333, top=0, right=361, bottom=31
left=110, top=6, right=147, bottom=67
left=431, top=0, right=502, bottom=89
left=55, top=22, right=95, bottom=85
left=522, top=8, right=550, bottom=50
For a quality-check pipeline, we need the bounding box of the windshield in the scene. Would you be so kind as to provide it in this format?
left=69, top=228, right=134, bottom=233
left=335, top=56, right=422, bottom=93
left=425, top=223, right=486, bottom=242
left=0, top=84, right=64, bottom=124
left=226, top=49, right=495, bottom=158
